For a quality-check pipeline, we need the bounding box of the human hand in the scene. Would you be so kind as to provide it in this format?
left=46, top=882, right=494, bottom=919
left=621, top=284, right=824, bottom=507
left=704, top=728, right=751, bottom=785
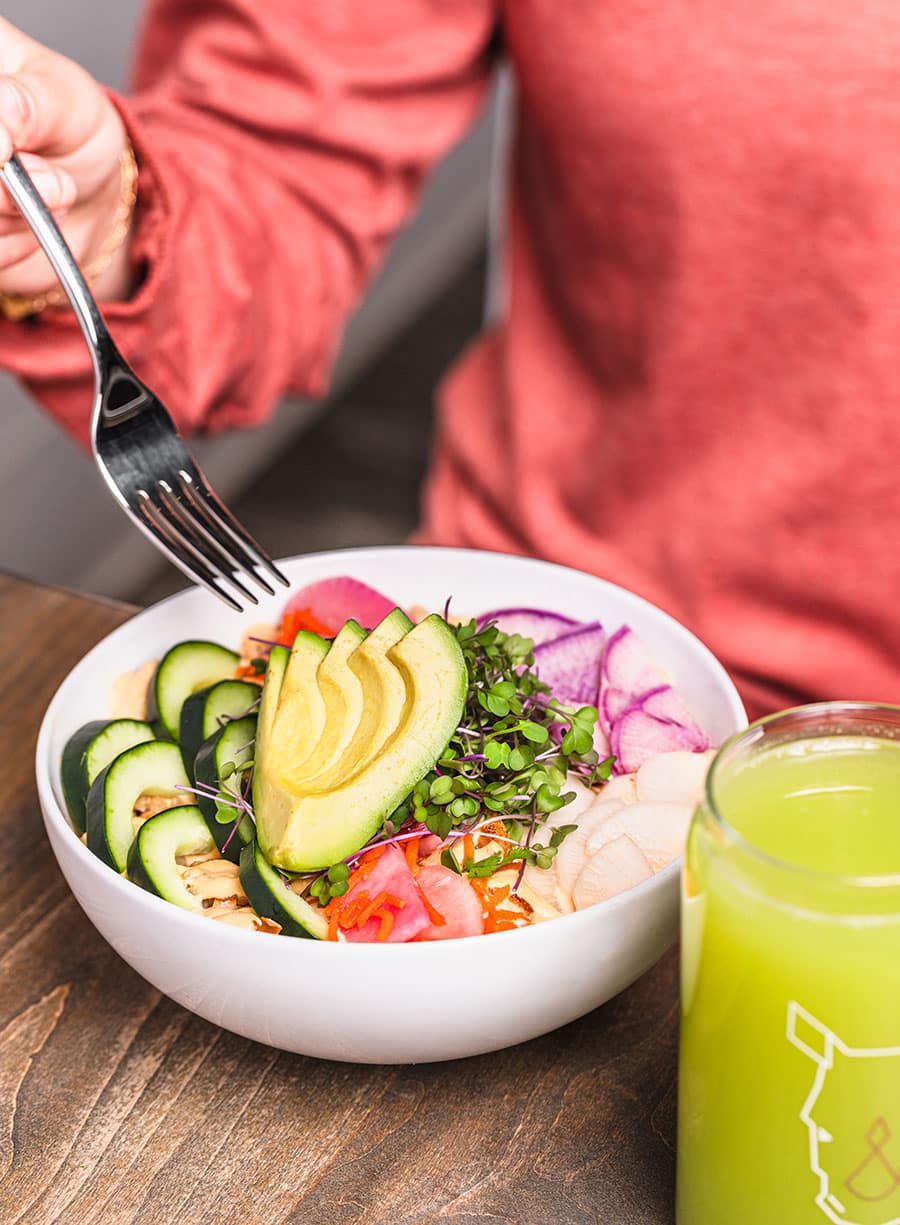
left=0, top=17, right=131, bottom=301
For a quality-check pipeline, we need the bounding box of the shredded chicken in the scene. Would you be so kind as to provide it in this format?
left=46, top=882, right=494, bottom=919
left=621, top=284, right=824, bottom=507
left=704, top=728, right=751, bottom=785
left=176, top=849, right=220, bottom=868
left=182, top=858, right=249, bottom=909
left=107, top=659, right=157, bottom=720
left=132, top=793, right=190, bottom=836
left=289, top=875, right=316, bottom=898
left=211, top=908, right=281, bottom=934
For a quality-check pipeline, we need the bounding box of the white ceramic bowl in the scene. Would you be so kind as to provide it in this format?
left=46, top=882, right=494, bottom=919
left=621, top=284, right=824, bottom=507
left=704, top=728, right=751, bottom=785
left=36, top=547, right=745, bottom=1063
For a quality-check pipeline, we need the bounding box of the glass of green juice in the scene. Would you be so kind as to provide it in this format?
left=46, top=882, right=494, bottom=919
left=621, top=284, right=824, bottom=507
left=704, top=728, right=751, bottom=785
left=677, top=702, right=900, bottom=1225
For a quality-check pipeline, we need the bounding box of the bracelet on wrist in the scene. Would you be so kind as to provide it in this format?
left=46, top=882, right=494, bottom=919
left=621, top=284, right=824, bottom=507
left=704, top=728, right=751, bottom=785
left=0, top=141, right=139, bottom=323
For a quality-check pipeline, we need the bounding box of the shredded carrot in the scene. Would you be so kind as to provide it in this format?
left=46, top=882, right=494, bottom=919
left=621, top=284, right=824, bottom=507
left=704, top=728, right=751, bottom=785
left=234, top=664, right=265, bottom=684
left=360, top=845, right=388, bottom=869
left=485, top=910, right=522, bottom=934
left=404, top=836, right=421, bottom=874
left=341, top=845, right=386, bottom=896
left=419, top=889, right=447, bottom=927
left=469, top=875, right=529, bottom=934
left=278, top=606, right=335, bottom=643
left=462, top=833, right=475, bottom=864
left=355, top=889, right=390, bottom=928
left=377, top=910, right=395, bottom=941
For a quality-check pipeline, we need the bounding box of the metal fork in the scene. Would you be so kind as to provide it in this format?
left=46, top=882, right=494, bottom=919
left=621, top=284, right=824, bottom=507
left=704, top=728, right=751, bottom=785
left=0, top=153, right=289, bottom=610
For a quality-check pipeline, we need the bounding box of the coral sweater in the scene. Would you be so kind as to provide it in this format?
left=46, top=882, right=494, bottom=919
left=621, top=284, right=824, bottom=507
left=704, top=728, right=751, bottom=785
left=2, top=1, right=899, bottom=719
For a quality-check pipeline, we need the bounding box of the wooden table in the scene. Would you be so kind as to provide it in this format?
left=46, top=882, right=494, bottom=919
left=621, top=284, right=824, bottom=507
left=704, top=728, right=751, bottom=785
left=0, top=573, right=677, bottom=1225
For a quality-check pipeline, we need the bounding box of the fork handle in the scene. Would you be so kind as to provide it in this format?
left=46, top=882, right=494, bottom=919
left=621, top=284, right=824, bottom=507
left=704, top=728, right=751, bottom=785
left=0, top=153, right=116, bottom=381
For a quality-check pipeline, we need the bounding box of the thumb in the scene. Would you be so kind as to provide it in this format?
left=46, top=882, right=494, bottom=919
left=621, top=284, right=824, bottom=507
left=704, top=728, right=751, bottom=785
left=0, top=120, right=11, bottom=165
left=0, top=73, right=60, bottom=153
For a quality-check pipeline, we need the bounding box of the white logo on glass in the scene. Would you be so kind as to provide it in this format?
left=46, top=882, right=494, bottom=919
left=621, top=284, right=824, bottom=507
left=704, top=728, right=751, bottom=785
left=787, top=1001, right=900, bottom=1225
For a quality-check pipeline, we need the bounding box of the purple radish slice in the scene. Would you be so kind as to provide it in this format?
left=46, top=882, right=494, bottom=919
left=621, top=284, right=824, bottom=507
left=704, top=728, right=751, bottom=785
left=611, top=709, right=709, bottom=774
left=601, top=625, right=669, bottom=697
left=475, top=606, right=583, bottom=645
left=639, top=686, right=709, bottom=746
left=532, top=622, right=605, bottom=705
left=601, top=684, right=636, bottom=730
left=612, top=684, right=674, bottom=725
left=283, top=576, right=399, bottom=632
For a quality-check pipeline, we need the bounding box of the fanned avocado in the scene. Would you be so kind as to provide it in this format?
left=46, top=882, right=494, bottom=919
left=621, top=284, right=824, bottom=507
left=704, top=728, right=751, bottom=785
left=285, top=619, right=367, bottom=789
left=271, top=631, right=330, bottom=774
left=252, top=645, right=290, bottom=829
left=255, top=613, right=466, bottom=871
left=304, top=608, right=412, bottom=791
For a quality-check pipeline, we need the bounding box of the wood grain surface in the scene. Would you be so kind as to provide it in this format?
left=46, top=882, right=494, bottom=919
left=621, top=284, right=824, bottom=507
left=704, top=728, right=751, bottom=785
left=0, top=573, right=677, bottom=1225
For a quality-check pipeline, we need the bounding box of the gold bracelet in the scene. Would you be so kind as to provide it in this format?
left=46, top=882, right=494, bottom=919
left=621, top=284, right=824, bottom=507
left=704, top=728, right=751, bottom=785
left=0, top=142, right=139, bottom=323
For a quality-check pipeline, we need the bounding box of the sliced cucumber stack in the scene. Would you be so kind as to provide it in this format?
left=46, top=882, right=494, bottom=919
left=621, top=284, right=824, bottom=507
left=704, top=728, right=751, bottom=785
left=86, top=740, right=191, bottom=871
left=147, top=640, right=240, bottom=740
left=179, top=678, right=260, bottom=775
left=61, top=718, right=155, bottom=833
left=127, top=805, right=217, bottom=909
left=193, top=714, right=257, bottom=862
left=239, top=841, right=327, bottom=940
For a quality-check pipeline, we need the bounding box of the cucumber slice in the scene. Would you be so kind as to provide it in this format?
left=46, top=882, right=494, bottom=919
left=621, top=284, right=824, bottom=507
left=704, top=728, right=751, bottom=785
left=239, top=842, right=326, bottom=940
left=86, top=740, right=192, bottom=871
left=61, top=718, right=155, bottom=834
left=179, top=679, right=260, bottom=775
left=193, top=715, right=257, bottom=862
left=127, top=805, right=216, bottom=909
left=147, top=640, right=240, bottom=740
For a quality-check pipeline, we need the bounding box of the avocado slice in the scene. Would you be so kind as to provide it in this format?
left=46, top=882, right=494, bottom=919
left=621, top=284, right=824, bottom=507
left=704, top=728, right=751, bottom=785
left=256, top=614, right=466, bottom=871
left=272, top=631, right=330, bottom=773
left=286, top=619, right=367, bottom=790
left=251, top=645, right=289, bottom=827
left=305, top=608, right=413, bottom=791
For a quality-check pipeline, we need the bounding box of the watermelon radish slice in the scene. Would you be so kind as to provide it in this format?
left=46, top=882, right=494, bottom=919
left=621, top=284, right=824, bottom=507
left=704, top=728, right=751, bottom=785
left=476, top=607, right=583, bottom=645
left=611, top=709, right=709, bottom=774
left=414, top=864, right=485, bottom=941
left=601, top=626, right=669, bottom=698
left=532, top=623, right=605, bottom=705
left=340, top=845, right=430, bottom=943
left=601, top=685, right=634, bottom=731
left=639, top=686, right=709, bottom=744
left=283, top=576, right=399, bottom=633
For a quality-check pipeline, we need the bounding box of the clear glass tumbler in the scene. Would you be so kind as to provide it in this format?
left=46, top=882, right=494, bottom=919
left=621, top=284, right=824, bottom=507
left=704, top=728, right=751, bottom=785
left=677, top=703, right=900, bottom=1225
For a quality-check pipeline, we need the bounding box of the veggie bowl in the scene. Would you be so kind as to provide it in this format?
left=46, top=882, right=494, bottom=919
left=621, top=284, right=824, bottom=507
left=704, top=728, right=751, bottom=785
left=36, top=547, right=745, bottom=1063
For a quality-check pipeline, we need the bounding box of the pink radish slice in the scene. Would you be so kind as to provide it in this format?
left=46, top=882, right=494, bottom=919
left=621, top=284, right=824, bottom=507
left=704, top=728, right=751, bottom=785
left=413, top=864, right=485, bottom=941
left=417, top=834, right=443, bottom=859
left=593, top=721, right=612, bottom=759
left=611, top=709, right=709, bottom=774
left=532, top=622, right=605, bottom=705
left=340, top=846, right=430, bottom=943
left=601, top=626, right=669, bottom=697
left=639, top=687, right=709, bottom=746
left=283, top=576, right=399, bottom=633
left=476, top=607, right=583, bottom=645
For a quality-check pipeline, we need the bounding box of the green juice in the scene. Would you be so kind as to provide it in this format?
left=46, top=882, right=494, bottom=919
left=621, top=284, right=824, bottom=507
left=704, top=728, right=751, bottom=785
left=677, top=720, right=900, bottom=1225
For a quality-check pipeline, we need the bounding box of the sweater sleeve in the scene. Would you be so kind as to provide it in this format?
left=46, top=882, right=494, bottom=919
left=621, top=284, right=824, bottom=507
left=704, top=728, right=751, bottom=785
left=0, top=0, right=497, bottom=447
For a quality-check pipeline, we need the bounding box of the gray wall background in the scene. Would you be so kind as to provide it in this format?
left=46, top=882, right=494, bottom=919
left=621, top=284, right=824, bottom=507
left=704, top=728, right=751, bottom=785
left=1, top=2, right=496, bottom=599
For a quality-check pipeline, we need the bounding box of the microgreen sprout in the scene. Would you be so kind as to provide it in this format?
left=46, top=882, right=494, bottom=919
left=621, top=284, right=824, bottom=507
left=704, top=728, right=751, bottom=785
left=392, top=616, right=609, bottom=848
